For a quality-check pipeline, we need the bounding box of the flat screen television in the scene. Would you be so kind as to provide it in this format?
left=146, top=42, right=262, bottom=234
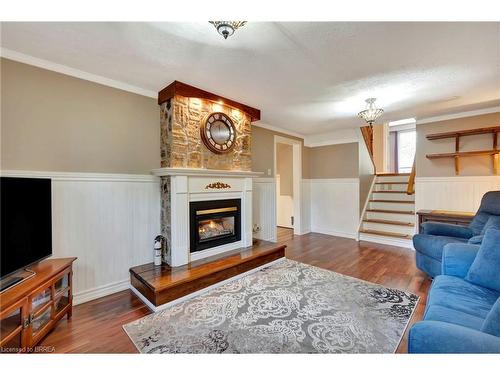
left=1, top=177, right=52, bottom=279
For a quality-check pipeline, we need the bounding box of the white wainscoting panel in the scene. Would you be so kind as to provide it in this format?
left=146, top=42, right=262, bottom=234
left=415, top=176, right=500, bottom=212
left=300, top=180, right=311, bottom=234
left=252, top=178, right=277, bottom=242
left=310, top=178, right=359, bottom=239
left=3, top=171, right=163, bottom=305
left=277, top=195, right=294, bottom=228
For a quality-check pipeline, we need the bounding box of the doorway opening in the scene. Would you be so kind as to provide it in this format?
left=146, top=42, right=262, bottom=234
left=274, top=135, right=302, bottom=237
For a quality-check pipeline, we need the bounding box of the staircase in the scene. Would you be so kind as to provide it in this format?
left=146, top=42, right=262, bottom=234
left=359, top=173, right=415, bottom=248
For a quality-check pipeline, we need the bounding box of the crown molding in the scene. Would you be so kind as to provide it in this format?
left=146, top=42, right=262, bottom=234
left=252, top=122, right=305, bottom=140
left=0, top=48, right=157, bottom=98
left=417, top=106, right=500, bottom=125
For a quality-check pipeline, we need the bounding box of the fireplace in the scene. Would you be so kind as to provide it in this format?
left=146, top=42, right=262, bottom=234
left=189, top=199, right=241, bottom=253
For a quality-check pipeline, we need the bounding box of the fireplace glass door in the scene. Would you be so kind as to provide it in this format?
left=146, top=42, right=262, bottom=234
left=190, top=199, right=241, bottom=253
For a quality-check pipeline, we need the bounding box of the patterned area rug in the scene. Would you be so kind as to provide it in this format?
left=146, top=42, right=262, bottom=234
left=123, top=259, right=418, bottom=353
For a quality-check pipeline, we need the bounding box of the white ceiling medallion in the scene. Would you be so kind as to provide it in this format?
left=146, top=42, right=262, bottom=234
left=209, top=21, right=247, bottom=39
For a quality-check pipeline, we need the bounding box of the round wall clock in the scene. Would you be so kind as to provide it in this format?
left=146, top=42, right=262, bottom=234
left=201, top=112, right=237, bottom=154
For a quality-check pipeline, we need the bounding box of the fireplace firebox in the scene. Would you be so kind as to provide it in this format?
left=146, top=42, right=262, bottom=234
left=189, top=199, right=241, bottom=253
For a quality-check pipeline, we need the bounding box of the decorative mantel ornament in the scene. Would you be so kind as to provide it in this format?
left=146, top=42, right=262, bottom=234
left=200, top=112, right=237, bottom=154
left=205, top=182, right=232, bottom=190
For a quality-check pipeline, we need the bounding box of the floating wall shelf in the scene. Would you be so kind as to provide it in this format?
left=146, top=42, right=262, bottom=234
left=425, top=126, right=500, bottom=175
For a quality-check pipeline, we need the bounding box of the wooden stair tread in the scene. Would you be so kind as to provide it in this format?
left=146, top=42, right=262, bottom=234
left=375, top=182, right=408, bottom=185
left=376, top=173, right=410, bottom=176
left=366, top=209, right=415, bottom=215
left=363, top=219, right=414, bottom=227
left=372, top=190, right=407, bottom=193
left=359, top=229, right=412, bottom=239
left=370, top=199, right=415, bottom=203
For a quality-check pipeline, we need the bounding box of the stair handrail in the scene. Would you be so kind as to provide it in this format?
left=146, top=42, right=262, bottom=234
left=407, top=159, right=416, bottom=195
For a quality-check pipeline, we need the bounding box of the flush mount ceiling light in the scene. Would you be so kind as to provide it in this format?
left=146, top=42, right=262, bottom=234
left=357, top=98, right=384, bottom=126
left=209, top=21, right=247, bottom=39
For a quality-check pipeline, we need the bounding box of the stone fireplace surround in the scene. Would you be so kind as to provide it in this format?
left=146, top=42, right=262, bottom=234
left=156, top=81, right=262, bottom=267
left=153, top=168, right=262, bottom=266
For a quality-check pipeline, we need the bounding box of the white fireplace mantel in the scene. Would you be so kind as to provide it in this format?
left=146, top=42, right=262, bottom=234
left=153, top=167, right=263, bottom=267
left=152, top=167, right=264, bottom=178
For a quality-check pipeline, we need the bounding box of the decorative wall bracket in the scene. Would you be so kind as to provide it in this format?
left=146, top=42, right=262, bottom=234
left=205, top=182, right=232, bottom=190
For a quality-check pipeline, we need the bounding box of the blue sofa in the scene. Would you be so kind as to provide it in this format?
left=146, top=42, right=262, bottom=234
left=408, top=228, right=500, bottom=353
left=413, top=191, right=500, bottom=277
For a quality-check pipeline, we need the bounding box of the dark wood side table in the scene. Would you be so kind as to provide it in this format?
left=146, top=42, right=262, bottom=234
left=416, top=210, right=476, bottom=233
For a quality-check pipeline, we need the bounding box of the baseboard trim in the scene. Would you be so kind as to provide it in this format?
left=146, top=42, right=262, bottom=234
left=130, top=257, right=286, bottom=312
left=359, top=233, right=415, bottom=250
left=73, top=279, right=130, bottom=305
left=311, top=227, right=358, bottom=240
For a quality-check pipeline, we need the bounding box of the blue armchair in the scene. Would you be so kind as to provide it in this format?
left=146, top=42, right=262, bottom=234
left=413, top=191, right=500, bottom=277
left=408, top=230, right=500, bottom=353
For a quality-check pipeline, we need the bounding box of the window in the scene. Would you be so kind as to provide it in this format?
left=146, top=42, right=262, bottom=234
left=397, top=129, right=415, bottom=173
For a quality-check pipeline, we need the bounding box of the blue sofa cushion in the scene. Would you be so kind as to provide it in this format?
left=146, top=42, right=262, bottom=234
left=482, top=298, right=500, bottom=337
left=469, top=191, right=500, bottom=235
left=466, top=228, right=500, bottom=293
left=413, top=234, right=467, bottom=261
left=470, top=212, right=490, bottom=235
left=427, top=275, right=499, bottom=319
left=468, top=235, right=484, bottom=245
left=421, top=221, right=474, bottom=238
left=481, top=216, right=500, bottom=234
left=424, top=304, right=485, bottom=330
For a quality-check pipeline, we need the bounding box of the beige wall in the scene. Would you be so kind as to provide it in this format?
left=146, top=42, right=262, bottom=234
left=277, top=143, right=293, bottom=195
left=1, top=58, right=159, bottom=174
left=251, top=125, right=305, bottom=176
left=417, top=112, right=500, bottom=177
left=306, top=142, right=359, bottom=179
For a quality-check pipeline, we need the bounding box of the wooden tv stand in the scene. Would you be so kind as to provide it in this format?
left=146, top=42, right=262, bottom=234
left=0, top=257, right=76, bottom=353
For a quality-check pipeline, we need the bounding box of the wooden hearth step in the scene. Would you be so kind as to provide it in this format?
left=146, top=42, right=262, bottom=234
left=130, top=243, right=286, bottom=308
left=363, top=218, right=414, bottom=226
left=370, top=199, right=415, bottom=204
left=366, top=209, right=415, bottom=215
left=359, top=229, right=412, bottom=239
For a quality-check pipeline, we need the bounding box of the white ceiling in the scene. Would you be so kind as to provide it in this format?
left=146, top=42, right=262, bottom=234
left=1, top=22, right=499, bottom=135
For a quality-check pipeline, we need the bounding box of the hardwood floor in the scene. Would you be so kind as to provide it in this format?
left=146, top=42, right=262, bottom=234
left=40, top=228, right=430, bottom=353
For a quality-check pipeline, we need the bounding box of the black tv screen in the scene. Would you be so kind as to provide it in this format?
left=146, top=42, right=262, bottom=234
left=1, top=177, right=52, bottom=278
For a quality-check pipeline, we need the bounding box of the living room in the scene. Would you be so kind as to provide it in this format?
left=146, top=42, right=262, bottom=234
left=1, top=1, right=499, bottom=373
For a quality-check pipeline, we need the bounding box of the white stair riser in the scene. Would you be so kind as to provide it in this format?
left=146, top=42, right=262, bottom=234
left=369, top=201, right=414, bottom=211
left=359, top=233, right=414, bottom=249
left=376, top=176, right=410, bottom=183
left=372, top=192, right=414, bottom=201
left=366, top=211, right=416, bottom=223
left=374, top=184, right=408, bottom=191
left=362, top=222, right=415, bottom=235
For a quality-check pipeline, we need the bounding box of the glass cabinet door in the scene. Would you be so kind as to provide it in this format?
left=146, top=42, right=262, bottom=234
left=31, top=305, right=52, bottom=337
left=54, top=273, right=69, bottom=294
left=29, top=286, right=53, bottom=340
left=0, top=299, right=27, bottom=353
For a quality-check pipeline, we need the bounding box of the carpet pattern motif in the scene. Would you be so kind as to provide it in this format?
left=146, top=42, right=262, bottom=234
left=123, top=259, right=418, bottom=353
